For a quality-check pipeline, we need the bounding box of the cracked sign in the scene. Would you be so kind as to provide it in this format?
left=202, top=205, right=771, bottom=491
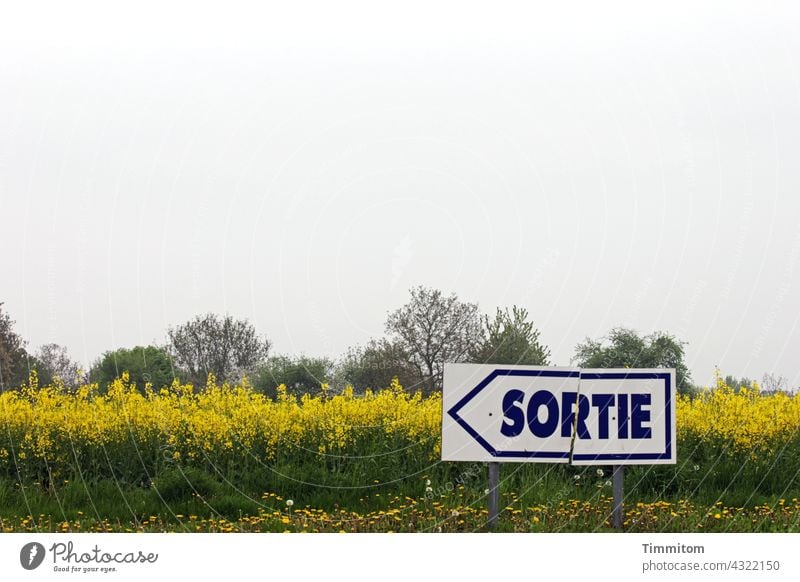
left=442, top=364, right=676, bottom=465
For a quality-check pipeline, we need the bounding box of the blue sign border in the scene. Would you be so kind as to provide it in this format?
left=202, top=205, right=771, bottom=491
left=446, top=369, right=673, bottom=461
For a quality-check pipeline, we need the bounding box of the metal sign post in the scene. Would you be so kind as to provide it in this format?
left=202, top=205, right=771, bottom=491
left=487, top=462, right=500, bottom=530
left=612, top=465, right=624, bottom=529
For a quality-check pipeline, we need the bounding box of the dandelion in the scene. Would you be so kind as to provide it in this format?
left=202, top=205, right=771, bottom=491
left=286, top=499, right=294, bottom=508
left=596, top=469, right=604, bottom=477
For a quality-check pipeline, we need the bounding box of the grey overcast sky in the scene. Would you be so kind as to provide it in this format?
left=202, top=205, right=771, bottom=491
left=1, top=1, right=799, bottom=387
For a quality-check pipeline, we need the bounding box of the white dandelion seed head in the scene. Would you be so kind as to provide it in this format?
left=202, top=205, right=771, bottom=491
left=286, top=499, right=294, bottom=507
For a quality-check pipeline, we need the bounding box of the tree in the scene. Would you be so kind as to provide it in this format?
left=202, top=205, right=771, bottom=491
left=722, top=374, right=754, bottom=393
left=335, top=339, right=421, bottom=392
left=90, top=345, right=178, bottom=393
left=34, top=343, right=82, bottom=389
left=386, top=286, right=482, bottom=393
left=761, top=373, right=789, bottom=394
left=255, top=355, right=334, bottom=397
left=0, top=302, right=32, bottom=391
left=472, top=306, right=550, bottom=366
left=573, top=327, right=693, bottom=394
left=167, top=313, right=271, bottom=385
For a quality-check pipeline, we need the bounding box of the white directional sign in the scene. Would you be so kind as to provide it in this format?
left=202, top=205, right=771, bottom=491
left=442, top=364, right=676, bottom=465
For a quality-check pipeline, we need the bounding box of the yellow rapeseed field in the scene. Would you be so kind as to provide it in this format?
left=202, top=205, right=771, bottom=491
left=677, top=377, right=800, bottom=454
left=0, top=372, right=441, bottom=483
left=1, top=371, right=799, bottom=489
left=2, top=372, right=800, bottom=532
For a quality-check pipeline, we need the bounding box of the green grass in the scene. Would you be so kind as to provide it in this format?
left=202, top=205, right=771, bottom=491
left=1, top=461, right=798, bottom=532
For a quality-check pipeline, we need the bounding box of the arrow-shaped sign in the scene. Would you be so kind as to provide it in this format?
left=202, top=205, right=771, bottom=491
left=442, top=363, right=676, bottom=465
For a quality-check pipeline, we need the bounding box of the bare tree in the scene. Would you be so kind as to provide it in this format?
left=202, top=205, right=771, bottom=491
left=761, top=372, right=789, bottom=394
left=386, top=286, right=482, bottom=393
left=167, top=313, right=271, bottom=386
left=36, top=343, right=82, bottom=389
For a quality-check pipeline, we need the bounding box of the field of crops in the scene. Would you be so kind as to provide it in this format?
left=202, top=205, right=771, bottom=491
left=1, top=373, right=799, bottom=532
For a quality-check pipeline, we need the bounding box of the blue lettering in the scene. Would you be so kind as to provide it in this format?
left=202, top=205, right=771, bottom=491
left=501, top=389, right=525, bottom=437
left=527, top=390, right=559, bottom=438
left=559, top=392, right=592, bottom=439
left=631, top=393, right=652, bottom=439
left=575, top=394, right=590, bottom=439
left=591, top=394, right=614, bottom=439
left=560, top=392, right=577, bottom=437
left=617, top=394, right=629, bottom=439
left=492, top=390, right=655, bottom=442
